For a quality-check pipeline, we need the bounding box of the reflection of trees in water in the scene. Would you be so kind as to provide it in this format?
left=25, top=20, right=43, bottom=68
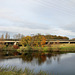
left=38, top=54, right=46, bottom=65
left=21, top=52, right=66, bottom=65
left=47, top=53, right=65, bottom=63
left=0, top=51, right=19, bottom=56
left=21, top=52, right=47, bottom=65
left=46, top=57, right=52, bottom=64
left=46, top=53, right=64, bottom=64
left=21, top=53, right=33, bottom=62
left=0, top=52, right=4, bottom=56
left=57, top=54, right=61, bottom=62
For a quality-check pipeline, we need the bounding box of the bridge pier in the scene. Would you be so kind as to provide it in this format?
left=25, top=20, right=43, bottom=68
left=68, top=42, right=70, bottom=44
left=14, top=42, right=17, bottom=45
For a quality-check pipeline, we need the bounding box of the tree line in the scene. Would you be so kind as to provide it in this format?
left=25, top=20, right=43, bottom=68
left=21, top=34, right=69, bottom=47
left=0, top=33, right=69, bottom=40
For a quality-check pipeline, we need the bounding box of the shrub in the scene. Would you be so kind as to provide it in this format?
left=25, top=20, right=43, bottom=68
left=43, top=46, right=49, bottom=51
left=13, top=45, right=19, bottom=49
left=17, top=46, right=32, bottom=53
left=5, top=45, right=14, bottom=51
left=0, top=44, right=6, bottom=51
left=17, top=47, right=26, bottom=52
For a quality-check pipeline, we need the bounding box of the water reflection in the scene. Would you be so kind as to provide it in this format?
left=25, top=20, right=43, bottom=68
left=21, top=52, right=64, bottom=65
left=0, top=52, right=67, bottom=65
left=0, top=51, right=19, bottom=56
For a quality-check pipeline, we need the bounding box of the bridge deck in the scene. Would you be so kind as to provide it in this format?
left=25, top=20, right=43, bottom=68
left=0, top=40, right=75, bottom=43
left=0, top=39, right=75, bottom=44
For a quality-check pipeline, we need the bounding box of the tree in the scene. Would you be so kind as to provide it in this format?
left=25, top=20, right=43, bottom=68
left=32, top=34, right=46, bottom=47
left=1, top=34, right=4, bottom=39
left=13, top=33, right=24, bottom=39
left=41, top=36, right=46, bottom=47
left=5, top=33, right=10, bottom=39
left=21, top=36, right=32, bottom=46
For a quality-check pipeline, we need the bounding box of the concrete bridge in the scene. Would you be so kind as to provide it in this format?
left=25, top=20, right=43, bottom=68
left=46, top=39, right=75, bottom=44
left=0, top=39, right=75, bottom=45
left=46, top=40, right=75, bottom=44
left=0, top=39, right=20, bottom=45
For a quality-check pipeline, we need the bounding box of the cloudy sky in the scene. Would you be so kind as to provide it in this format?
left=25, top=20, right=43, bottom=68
left=0, top=0, right=75, bottom=38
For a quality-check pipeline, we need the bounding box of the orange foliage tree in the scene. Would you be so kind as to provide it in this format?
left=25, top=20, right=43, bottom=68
left=32, top=34, right=46, bottom=47
left=41, top=36, right=46, bottom=47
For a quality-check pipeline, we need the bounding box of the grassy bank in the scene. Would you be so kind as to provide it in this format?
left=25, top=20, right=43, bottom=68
left=0, top=66, right=48, bottom=75
left=17, top=44, right=75, bottom=52
left=0, top=44, right=75, bottom=53
left=51, top=44, right=75, bottom=52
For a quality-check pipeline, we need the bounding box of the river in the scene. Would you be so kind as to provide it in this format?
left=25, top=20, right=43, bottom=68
left=0, top=52, right=75, bottom=75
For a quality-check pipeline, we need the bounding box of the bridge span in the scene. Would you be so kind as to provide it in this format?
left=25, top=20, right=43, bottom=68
left=0, top=39, right=75, bottom=45
left=0, top=40, right=20, bottom=45
left=46, top=40, right=75, bottom=44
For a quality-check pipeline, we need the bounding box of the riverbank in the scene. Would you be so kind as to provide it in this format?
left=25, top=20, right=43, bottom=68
left=50, top=44, right=75, bottom=52
left=17, top=44, right=75, bottom=53
left=0, top=44, right=75, bottom=54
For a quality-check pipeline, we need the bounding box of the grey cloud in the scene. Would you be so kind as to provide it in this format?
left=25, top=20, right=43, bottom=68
left=0, top=0, right=75, bottom=38
left=61, top=23, right=75, bottom=32
left=14, top=21, right=50, bottom=30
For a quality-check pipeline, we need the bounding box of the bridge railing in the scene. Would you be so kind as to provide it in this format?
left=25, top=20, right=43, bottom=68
left=0, top=39, right=20, bottom=41
left=0, top=39, right=71, bottom=41
left=46, top=39, right=69, bottom=41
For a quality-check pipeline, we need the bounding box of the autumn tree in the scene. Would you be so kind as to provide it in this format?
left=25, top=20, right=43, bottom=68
left=44, top=34, right=69, bottom=40
left=41, top=36, right=46, bottom=47
left=21, top=36, right=32, bottom=46
left=32, top=34, right=46, bottom=47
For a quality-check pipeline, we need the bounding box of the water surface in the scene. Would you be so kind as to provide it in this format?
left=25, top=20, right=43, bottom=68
left=0, top=53, right=75, bottom=75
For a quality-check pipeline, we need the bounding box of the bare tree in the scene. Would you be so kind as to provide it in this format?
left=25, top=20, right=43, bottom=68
left=1, top=34, right=4, bottom=39
left=5, top=33, right=10, bottom=39
left=13, top=33, right=24, bottom=39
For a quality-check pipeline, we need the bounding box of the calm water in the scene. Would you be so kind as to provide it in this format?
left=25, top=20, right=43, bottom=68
left=0, top=53, right=75, bottom=75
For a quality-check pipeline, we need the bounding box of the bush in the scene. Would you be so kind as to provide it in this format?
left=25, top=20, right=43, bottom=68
left=17, top=47, right=26, bottom=52
left=26, top=45, right=32, bottom=50
left=32, top=47, right=43, bottom=51
left=17, top=46, right=32, bottom=53
left=0, top=44, right=6, bottom=51
left=13, top=45, right=19, bottom=49
left=5, top=45, right=15, bottom=51
left=43, top=46, right=49, bottom=51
